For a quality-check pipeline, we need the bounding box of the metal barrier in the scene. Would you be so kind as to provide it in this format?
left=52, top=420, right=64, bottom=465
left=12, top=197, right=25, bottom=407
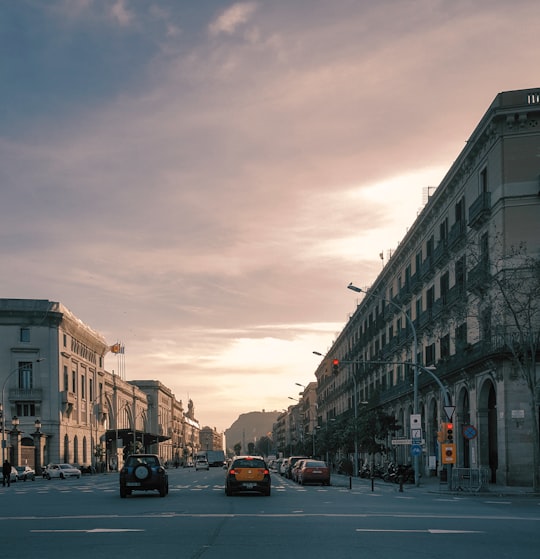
left=451, top=467, right=490, bottom=492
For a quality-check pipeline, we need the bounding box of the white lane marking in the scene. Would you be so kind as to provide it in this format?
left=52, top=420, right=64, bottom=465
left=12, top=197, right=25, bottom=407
left=356, top=529, right=484, bottom=534
left=31, top=528, right=144, bottom=533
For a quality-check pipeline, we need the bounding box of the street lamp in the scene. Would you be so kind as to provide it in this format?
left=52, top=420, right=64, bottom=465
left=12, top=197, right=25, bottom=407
left=347, top=282, right=420, bottom=486
left=2, top=359, right=45, bottom=463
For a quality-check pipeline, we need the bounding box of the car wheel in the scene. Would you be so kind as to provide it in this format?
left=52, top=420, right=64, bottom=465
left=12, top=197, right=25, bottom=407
left=159, top=481, right=167, bottom=497
left=60, top=473, right=65, bottom=479
left=120, top=485, right=127, bottom=498
left=265, top=487, right=271, bottom=496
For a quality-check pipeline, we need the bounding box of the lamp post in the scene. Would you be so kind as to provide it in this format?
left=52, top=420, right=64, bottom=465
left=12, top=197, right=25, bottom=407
left=2, top=359, right=45, bottom=463
left=33, top=419, right=44, bottom=475
left=347, top=283, right=420, bottom=486
left=10, top=416, right=20, bottom=466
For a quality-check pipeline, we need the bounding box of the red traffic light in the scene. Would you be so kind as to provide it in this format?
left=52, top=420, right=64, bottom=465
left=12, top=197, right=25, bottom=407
left=332, top=359, right=339, bottom=374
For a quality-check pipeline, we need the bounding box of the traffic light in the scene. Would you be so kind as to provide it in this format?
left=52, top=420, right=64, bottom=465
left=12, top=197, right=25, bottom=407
left=440, top=422, right=448, bottom=441
left=332, top=359, right=339, bottom=375
left=446, top=422, right=454, bottom=443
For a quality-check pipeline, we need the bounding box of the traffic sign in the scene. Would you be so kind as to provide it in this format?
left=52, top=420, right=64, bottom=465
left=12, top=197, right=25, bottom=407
left=462, top=424, right=478, bottom=440
left=444, top=406, right=455, bottom=421
left=411, top=444, right=422, bottom=456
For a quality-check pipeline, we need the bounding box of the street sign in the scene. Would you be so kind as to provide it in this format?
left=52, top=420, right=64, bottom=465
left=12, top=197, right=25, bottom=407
left=392, top=439, right=425, bottom=446
left=411, top=428, right=422, bottom=441
left=462, top=424, right=478, bottom=440
left=411, top=444, right=422, bottom=456
left=444, top=406, right=456, bottom=421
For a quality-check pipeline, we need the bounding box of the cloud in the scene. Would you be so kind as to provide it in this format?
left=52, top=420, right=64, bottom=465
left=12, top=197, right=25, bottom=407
left=209, top=2, right=258, bottom=36
left=2, top=0, right=540, bottom=430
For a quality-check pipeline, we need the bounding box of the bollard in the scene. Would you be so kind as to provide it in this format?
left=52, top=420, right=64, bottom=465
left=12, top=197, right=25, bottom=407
left=399, top=474, right=404, bottom=493
left=349, top=475, right=352, bottom=490
left=371, top=476, right=374, bottom=492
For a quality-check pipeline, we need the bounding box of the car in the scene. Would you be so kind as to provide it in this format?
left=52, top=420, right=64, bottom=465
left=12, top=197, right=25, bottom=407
left=291, top=459, right=307, bottom=482
left=225, top=455, right=271, bottom=496
left=15, top=465, right=35, bottom=481
left=285, top=456, right=308, bottom=479
left=297, top=460, right=331, bottom=486
left=43, top=463, right=82, bottom=479
left=279, top=458, right=290, bottom=476
left=119, top=454, right=168, bottom=498
left=195, top=457, right=209, bottom=471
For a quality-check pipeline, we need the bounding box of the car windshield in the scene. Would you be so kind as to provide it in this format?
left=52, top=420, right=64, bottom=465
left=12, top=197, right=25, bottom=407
left=305, top=461, right=326, bottom=468
left=126, top=456, right=159, bottom=467
left=233, top=458, right=266, bottom=468
left=59, top=464, right=74, bottom=469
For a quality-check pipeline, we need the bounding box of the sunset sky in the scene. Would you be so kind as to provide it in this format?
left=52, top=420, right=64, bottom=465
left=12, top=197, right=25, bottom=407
left=2, top=0, right=539, bottom=432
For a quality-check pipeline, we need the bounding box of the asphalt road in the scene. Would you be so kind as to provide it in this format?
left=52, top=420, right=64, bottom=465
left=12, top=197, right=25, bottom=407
left=0, top=467, right=538, bottom=559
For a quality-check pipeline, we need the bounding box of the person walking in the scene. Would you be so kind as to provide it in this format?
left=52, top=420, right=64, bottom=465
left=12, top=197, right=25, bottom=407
left=3, top=459, right=12, bottom=487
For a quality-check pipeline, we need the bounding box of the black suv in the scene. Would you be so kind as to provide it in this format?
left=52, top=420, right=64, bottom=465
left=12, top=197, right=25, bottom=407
left=119, top=454, right=169, bottom=498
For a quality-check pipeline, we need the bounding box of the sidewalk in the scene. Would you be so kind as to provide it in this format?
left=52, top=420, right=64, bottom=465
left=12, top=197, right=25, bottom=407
left=331, top=472, right=540, bottom=497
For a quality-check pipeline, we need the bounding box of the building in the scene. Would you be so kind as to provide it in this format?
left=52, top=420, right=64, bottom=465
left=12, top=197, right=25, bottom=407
left=314, top=87, right=540, bottom=487
left=0, top=299, right=203, bottom=470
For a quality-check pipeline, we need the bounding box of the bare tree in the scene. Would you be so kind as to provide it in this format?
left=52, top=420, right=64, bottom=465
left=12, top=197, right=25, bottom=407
left=468, top=236, right=540, bottom=489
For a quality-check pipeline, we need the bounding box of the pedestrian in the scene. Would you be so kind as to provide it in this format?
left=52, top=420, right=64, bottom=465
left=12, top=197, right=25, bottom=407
left=3, top=459, right=11, bottom=487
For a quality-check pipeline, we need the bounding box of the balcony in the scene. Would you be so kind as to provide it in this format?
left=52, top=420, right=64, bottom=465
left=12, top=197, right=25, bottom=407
left=432, top=240, right=448, bottom=267
left=8, top=388, right=43, bottom=402
left=467, top=260, right=490, bottom=294
left=468, top=192, right=491, bottom=230
left=448, top=220, right=466, bottom=249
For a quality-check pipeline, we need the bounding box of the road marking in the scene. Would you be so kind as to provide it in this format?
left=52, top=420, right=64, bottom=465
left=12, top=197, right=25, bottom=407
left=31, top=529, right=144, bottom=533
left=356, top=529, right=484, bottom=534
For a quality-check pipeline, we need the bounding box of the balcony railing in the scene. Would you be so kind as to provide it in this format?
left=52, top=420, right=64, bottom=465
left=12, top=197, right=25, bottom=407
left=468, top=192, right=491, bottom=229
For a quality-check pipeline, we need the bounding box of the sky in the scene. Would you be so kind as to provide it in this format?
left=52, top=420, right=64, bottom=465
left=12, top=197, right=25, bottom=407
left=1, top=0, right=539, bottom=432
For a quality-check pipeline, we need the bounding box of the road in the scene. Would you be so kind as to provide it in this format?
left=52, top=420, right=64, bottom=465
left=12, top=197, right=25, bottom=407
left=0, top=467, right=538, bottom=559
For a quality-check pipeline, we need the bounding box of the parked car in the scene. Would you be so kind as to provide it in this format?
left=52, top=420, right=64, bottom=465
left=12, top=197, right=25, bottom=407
left=43, top=463, right=81, bottom=479
left=225, top=455, right=271, bottom=496
left=15, top=465, right=35, bottom=481
left=297, top=460, right=331, bottom=486
left=195, top=457, right=209, bottom=471
left=291, top=459, right=307, bottom=482
left=119, top=454, right=168, bottom=498
left=285, top=456, right=308, bottom=479
left=279, top=458, right=290, bottom=476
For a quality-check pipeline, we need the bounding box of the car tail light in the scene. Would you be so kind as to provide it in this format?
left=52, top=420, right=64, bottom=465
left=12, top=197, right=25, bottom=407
left=263, top=469, right=269, bottom=475
left=229, top=469, right=237, bottom=475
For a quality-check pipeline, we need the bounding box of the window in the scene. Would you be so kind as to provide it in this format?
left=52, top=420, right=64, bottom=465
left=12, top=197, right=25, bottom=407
left=63, top=366, right=69, bottom=392
left=72, top=370, right=77, bottom=393
left=440, top=334, right=450, bottom=359
left=440, top=272, right=449, bottom=304
left=439, top=218, right=448, bottom=242
left=480, top=167, right=488, bottom=193
left=455, top=322, right=467, bottom=350
left=81, top=374, right=86, bottom=399
left=63, top=333, right=67, bottom=347
left=20, top=328, right=30, bottom=342
left=426, top=286, right=435, bottom=310
left=455, top=256, right=466, bottom=291
left=18, top=362, right=33, bottom=390
left=425, top=343, right=436, bottom=366
left=16, top=403, right=36, bottom=416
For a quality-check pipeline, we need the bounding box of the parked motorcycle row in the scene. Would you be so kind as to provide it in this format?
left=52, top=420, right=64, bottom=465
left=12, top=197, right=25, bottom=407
left=359, top=462, right=415, bottom=484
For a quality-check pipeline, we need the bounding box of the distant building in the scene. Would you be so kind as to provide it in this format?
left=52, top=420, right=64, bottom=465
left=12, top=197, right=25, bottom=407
left=0, top=299, right=201, bottom=470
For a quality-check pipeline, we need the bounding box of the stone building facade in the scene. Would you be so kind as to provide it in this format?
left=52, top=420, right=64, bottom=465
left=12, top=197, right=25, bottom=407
left=313, top=87, right=540, bottom=487
left=0, top=299, right=203, bottom=470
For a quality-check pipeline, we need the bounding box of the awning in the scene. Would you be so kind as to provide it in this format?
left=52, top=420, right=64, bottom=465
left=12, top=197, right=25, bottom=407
left=104, top=428, right=170, bottom=447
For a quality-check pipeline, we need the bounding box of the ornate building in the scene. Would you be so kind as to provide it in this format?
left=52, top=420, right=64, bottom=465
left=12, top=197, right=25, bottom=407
left=314, top=87, right=540, bottom=487
left=0, top=299, right=202, bottom=470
